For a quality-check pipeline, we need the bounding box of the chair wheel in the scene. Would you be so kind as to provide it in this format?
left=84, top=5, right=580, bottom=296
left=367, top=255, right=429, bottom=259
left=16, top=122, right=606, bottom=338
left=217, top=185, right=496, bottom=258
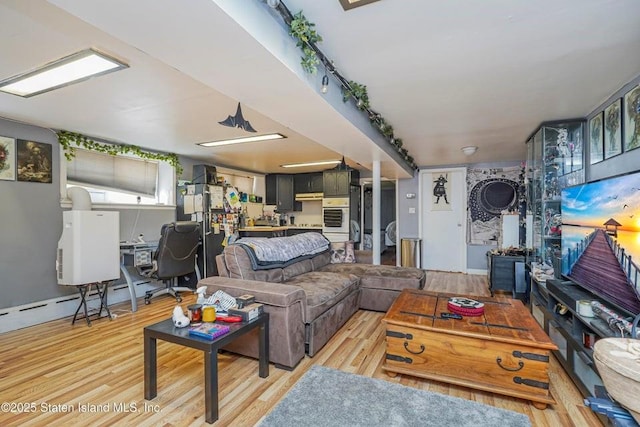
left=176, top=297, right=182, bottom=303
left=145, top=299, right=151, bottom=305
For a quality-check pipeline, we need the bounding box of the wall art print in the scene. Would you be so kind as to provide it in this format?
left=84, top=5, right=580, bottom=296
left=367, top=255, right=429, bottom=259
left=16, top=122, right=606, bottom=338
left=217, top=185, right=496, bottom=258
left=624, top=85, right=640, bottom=152
left=467, top=166, right=522, bottom=245
left=589, top=112, right=604, bottom=164
left=604, top=99, right=622, bottom=159
left=17, top=139, right=52, bottom=183
left=0, top=136, right=16, bottom=181
left=431, top=173, right=452, bottom=211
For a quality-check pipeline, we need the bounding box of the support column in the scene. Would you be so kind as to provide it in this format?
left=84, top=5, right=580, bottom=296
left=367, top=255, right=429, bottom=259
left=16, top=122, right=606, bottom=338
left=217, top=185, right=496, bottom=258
left=372, top=160, right=381, bottom=265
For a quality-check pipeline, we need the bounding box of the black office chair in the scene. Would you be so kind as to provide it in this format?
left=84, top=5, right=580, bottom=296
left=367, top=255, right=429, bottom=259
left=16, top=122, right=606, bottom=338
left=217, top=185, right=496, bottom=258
left=143, top=221, right=201, bottom=305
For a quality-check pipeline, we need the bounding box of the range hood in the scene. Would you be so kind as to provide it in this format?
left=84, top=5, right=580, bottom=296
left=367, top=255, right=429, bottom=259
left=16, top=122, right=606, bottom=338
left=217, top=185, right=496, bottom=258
left=295, top=192, right=324, bottom=201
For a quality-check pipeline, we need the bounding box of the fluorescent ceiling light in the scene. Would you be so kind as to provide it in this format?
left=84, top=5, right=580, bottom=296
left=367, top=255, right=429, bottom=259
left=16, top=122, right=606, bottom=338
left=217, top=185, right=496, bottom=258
left=198, top=133, right=286, bottom=147
left=281, top=160, right=342, bottom=168
left=0, top=49, right=128, bottom=97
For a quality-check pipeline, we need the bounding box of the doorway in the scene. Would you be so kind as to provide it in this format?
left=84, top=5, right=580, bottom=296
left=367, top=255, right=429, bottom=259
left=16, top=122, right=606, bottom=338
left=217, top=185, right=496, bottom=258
left=361, top=182, right=396, bottom=263
left=419, top=168, right=467, bottom=272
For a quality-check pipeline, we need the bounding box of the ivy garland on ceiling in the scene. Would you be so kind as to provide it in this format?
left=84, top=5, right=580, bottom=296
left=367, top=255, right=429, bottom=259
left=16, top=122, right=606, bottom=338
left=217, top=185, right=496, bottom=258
left=286, top=9, right=416, bottom=170
left=57, top=130, right=183, bottom=175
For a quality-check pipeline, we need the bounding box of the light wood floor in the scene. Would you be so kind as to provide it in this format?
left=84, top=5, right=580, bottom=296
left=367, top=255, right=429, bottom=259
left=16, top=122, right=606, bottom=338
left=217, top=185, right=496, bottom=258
left=0, top=272, right=603, bottom=426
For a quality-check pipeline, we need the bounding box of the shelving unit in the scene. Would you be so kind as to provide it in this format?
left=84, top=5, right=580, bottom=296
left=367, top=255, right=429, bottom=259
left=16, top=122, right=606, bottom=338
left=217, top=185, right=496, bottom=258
left=525, top=120, right=585, bottom=270
left=529, top=277, right=614, bottom=409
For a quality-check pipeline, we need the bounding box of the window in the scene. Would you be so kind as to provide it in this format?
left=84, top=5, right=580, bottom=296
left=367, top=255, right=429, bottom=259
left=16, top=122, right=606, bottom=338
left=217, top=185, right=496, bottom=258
left=61, top=148, right=175, bottom=206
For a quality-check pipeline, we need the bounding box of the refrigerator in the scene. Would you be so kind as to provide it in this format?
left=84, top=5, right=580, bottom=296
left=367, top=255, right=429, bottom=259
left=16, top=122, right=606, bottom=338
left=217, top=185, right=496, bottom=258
left=176, top=183, right=226, bottom=283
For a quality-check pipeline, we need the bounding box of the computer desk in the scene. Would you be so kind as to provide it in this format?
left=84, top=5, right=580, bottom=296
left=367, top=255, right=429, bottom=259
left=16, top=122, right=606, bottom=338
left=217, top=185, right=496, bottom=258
left=120, top=241, right=158, bottom=312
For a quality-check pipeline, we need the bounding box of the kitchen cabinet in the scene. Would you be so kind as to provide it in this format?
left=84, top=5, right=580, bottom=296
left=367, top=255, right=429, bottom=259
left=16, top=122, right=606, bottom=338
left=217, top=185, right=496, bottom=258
left=525, top=120, right=585, bottom=270
left=266, top=174, right=294, bottom=212
left=294, top=173, right=323, bottom=194
left=323, top=170, right=359, bottom=197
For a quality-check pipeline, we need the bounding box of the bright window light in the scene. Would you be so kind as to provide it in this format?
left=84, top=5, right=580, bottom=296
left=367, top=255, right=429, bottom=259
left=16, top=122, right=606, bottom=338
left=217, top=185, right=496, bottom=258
left=0, top=49, right=128, bottom=97
left=198, top=133, right=286, bottom=147
left=281, top=160, right=342, bottom=168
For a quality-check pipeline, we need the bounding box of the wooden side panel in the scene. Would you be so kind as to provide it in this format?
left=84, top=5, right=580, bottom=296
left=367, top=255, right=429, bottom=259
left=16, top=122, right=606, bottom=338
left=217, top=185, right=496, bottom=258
left=384, top=326, right=555, bottom=404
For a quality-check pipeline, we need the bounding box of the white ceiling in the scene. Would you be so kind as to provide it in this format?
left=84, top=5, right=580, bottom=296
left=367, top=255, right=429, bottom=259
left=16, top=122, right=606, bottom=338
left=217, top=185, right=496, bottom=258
left=1, top=0, right=639, bottom=179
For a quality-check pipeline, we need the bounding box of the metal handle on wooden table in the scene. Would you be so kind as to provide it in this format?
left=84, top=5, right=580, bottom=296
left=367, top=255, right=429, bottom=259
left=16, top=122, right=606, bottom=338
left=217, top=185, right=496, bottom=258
left=403, top=342, right=425, bottom=355
left=496, top=357, right=524, bottom=372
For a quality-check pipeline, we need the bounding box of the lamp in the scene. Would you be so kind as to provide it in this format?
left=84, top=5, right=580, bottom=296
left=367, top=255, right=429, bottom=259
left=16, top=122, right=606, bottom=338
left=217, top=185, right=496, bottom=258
left=321, top=73, right=329, bottom=94
left=461, top=146, right=478, bottom=156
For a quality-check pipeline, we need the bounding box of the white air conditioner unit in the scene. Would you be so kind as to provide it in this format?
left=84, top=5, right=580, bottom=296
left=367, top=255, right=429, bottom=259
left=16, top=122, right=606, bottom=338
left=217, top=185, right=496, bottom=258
left=56, top=211, right=120, bottom=286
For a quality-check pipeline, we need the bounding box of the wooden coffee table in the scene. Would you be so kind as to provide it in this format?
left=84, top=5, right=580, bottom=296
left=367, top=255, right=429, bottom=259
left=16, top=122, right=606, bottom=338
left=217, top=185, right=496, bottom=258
left=382, top=289, right=556, bottom=409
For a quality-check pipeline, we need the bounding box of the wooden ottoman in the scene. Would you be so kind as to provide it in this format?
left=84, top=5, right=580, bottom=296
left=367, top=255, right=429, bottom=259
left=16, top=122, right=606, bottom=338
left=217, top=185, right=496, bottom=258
left=382, top=289, right=557, bottom=409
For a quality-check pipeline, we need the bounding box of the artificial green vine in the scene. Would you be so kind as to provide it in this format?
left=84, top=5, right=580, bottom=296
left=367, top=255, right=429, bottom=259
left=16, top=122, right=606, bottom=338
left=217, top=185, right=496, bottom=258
left=341, top=81, right=370, bottom=110
left=287, top=9, right=417, bottom=170
left=289, top=11, right=322, bottom=74
left=57, top=130, right=183, bottom=175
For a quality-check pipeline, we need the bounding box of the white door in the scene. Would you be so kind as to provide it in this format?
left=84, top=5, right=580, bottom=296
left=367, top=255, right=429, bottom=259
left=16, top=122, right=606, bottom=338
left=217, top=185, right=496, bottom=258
left=420, top=168, right=467, bottom=272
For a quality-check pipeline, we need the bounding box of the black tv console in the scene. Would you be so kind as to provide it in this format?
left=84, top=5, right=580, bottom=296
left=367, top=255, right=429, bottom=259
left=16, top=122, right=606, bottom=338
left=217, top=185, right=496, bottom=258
left=529, top=276, right=628, bottom=407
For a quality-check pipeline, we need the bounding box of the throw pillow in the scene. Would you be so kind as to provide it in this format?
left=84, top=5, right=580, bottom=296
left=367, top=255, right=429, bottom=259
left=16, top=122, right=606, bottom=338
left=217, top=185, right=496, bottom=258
left=330, top=241, right=356, bottom=264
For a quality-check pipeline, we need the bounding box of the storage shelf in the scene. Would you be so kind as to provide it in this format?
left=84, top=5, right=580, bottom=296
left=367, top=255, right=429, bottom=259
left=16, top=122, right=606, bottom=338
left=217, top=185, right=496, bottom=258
left=530, top=278, right=608, bottom=400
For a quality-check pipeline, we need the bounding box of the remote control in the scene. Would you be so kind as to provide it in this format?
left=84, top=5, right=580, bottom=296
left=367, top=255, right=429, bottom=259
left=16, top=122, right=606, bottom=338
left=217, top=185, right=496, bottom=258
left=440, top=312, right=463, bottom=320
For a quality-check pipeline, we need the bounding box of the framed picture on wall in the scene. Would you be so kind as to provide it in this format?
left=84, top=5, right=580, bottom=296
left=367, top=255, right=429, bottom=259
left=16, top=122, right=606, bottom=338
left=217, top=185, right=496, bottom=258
left=431, top=173, right=452, bottom=211
left=623, top=85, right=640, bottom=152
left=0, top=136, right=16, bottom=181
left=604, top=99, right=622, bottom=159
left=589, top=112, right=604, bottom=164
left=17, top=139, right=52, bottom=183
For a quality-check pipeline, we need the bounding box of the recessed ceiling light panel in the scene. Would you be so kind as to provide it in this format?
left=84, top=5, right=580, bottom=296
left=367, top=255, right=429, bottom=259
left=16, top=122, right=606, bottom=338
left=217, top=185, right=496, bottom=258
left=281, top=160, right=342, bottom=168
left=198, top=133, right=286, bottom=147
left=0, top=48, right=128, bottom=97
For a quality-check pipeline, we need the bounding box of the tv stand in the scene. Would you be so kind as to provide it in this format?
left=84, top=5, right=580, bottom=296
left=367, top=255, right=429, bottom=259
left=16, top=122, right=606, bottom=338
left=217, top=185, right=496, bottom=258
left=529, top=276, right=621, bottom=405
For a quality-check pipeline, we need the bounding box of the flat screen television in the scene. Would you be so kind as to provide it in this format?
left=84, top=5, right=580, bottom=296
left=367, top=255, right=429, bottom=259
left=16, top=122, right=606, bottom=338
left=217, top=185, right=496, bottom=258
left=561, top=170, right=640, bottom=316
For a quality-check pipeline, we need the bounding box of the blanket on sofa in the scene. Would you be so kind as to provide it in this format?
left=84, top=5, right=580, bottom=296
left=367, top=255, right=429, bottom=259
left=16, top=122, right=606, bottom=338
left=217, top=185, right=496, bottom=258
left=236, top=232, right=330, bottom=265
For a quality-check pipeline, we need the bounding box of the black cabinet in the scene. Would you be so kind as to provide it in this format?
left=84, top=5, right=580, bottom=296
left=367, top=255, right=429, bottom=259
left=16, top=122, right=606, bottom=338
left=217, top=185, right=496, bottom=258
left=266, top=174, right=294, bottom=212
left=487, top=254, right=526, bottom=297
left=529, top=277, right=607, bottom=410
left=294, top=173, right=323, bottom=194
left=323, top=170, right=359, bottom=197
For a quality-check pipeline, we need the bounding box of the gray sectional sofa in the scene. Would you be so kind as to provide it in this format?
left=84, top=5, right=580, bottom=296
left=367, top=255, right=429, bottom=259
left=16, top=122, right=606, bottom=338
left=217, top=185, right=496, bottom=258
left=198, top=233, right=425, bottom=370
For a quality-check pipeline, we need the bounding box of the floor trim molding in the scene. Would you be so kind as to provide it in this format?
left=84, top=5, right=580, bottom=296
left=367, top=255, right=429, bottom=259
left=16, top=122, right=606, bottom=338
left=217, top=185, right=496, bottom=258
left=0, top=282, right=157, bottom=333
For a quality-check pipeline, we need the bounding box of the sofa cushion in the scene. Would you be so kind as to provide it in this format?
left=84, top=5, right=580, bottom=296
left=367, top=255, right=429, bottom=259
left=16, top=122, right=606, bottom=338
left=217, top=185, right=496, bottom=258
left=223, top=245, right=284, bottom=282
left=329, top=241, right=356, bottom=264
left=318, top=263, right=425, bottom=291
left=282, top=258, right=314, bottom=281
left=285, top=271, right=360, bottom=322
left=311, top=251, right=331, bottom=270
